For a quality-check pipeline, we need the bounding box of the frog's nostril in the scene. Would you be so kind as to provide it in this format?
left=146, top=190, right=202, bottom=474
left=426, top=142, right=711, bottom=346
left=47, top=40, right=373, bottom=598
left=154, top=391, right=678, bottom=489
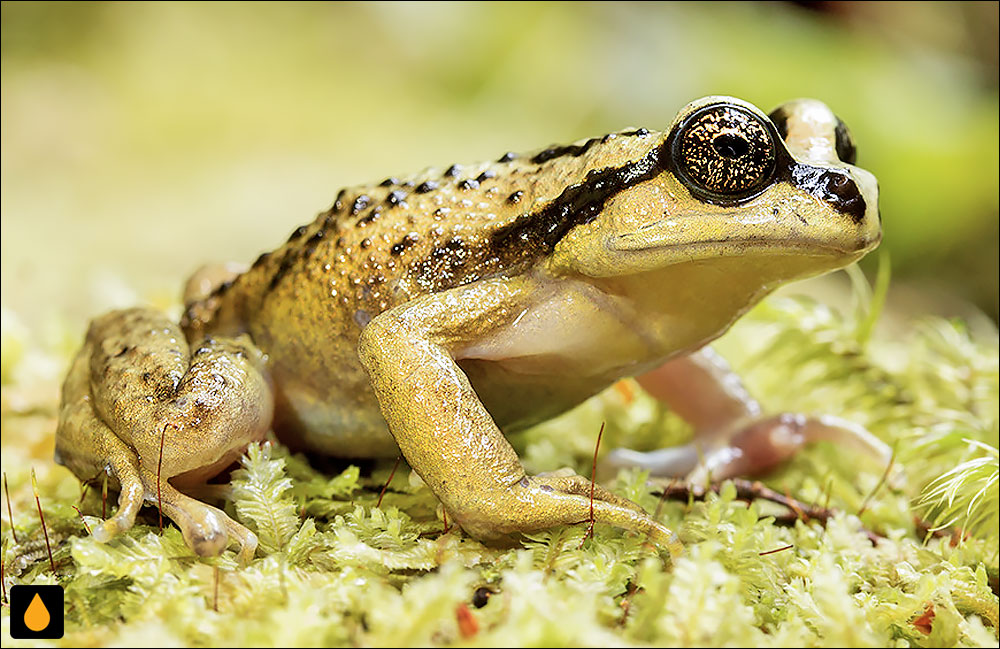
left=791, top=166, right=866, bottom=224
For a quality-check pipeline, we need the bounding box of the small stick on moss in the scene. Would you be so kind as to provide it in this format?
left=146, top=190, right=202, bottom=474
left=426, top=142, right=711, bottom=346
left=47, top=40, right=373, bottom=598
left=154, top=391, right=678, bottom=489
left=654, top=478, right=884, bottom=543
left=102, top=472, right=108, bottom=519
left=579, top=421, right=605, bottom=548
left=30, top=469, right=55, bottom=571
left=857, top=445, right=896, bottom=517
left=377, top=455, right=402, bottom=509
left=72, top=506, right=92, bottom=535
left=3, top=472, right=17, bottom=544
left=1, top=542, right=6, bottom=603
left=157, top=423, right=168, bottom=532
left=213, top=566, right=220, bottom=612
left=758, top=544, right=793, bottom=556
left=442, top=508, right=449, bottom=533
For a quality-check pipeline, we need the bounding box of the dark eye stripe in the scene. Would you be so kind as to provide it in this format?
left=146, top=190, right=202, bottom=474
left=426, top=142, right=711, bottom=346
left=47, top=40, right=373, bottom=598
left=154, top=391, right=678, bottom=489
left=834, top=118, right=857, bottom=165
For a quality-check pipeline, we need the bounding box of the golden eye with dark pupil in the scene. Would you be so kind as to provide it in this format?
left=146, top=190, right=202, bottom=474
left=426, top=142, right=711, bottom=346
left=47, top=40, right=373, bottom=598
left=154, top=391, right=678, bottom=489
left=674, top=105, right=777, bottom=200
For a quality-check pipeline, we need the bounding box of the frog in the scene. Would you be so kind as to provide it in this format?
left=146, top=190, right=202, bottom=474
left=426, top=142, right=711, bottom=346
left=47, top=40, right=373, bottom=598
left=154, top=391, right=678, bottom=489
left=55, top=96, right=886, bottom=563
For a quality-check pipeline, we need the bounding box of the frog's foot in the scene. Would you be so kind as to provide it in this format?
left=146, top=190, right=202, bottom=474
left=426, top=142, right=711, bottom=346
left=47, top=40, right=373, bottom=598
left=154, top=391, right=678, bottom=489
left=604, top=349, right=891, bottom=482
left=606, top=413, right=891, bottom=482
left=453, top=472, right=682, bottom=559
left=145, top=470, right=258, bottom=562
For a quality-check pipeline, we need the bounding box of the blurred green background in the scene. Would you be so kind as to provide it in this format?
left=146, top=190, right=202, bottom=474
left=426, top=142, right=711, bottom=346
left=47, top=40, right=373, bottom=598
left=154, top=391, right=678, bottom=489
left=2, top=1, right=998, bottom=331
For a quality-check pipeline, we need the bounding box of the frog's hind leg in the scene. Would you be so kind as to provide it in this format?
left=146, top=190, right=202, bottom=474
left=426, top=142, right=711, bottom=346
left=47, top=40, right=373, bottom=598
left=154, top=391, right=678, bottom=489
left=56, top=307, right=272, bottom=563
left=358, top=277, right=682, bottom=559
left=604, top=348, right=891, bottom=482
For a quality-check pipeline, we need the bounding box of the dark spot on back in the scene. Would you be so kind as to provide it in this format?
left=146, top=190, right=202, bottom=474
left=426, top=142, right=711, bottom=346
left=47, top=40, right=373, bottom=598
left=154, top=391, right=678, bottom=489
left=386, top=190, right=407, bottom=207
left=507, top=190, right=524, bottom=204
left=252, top=252, right=271, bottom=268
left=458, top=178, right=479, bottom=190
left=268, top=250, right=297, bottom=290
left=351, top=195, right=371, bottom=215
left=476, top=170, right=496, bottom=183
left=530, top=136, right=603, bottom=164
left=287, top=225, right=308, bottom=243
left=358, top=207, right=383, bottom=226
left=379, top=177, right=398, bottom=187
left=391, top=232, right=420, bottom=255
left=416, top=181, right=438, bottom=193
left=444, top=164, right=461, bottom=177
left=497, top=152, right=517, bottom=163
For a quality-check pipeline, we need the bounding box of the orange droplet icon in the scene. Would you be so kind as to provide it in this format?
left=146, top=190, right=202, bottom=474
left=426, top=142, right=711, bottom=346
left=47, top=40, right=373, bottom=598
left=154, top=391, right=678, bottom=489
left=25, top=592, right=51, bottom=632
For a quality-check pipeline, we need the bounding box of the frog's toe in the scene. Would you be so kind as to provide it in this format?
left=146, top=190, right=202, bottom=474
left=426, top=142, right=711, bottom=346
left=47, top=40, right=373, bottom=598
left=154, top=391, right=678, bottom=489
left=153, top=478, right=231, bottom=557
left=603, top=445, right=701, bottom=479
left=91, top=460, right=145, bottom=542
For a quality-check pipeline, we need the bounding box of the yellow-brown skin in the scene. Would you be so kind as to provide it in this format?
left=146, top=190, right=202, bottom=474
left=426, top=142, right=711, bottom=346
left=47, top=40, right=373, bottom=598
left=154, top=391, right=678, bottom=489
left=56, top=97, right=883, bottom=561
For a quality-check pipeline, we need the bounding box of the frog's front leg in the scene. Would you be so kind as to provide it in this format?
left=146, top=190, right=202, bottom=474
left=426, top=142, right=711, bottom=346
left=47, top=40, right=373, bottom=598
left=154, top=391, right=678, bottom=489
left=358, top=278, right=681, bottom=557
left=55, top=308, right=271, bottom=562
left=605, top=348, right=891, bottom=482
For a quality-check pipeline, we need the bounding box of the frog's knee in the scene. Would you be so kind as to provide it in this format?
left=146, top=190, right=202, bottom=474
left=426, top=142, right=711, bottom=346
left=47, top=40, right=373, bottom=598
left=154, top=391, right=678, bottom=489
left=183, top=261, right=249, bottom=304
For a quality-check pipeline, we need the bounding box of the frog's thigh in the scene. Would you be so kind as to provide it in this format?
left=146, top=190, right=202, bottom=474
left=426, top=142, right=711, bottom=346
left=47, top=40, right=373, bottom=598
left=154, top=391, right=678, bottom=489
left=606, top=348, right=890, bottom=480
left=358, top=278, right=680, bottom=556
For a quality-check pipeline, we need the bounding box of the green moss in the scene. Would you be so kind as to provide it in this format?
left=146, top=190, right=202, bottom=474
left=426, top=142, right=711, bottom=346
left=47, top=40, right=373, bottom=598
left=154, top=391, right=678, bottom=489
left=2, top=274, right=998, bottom=647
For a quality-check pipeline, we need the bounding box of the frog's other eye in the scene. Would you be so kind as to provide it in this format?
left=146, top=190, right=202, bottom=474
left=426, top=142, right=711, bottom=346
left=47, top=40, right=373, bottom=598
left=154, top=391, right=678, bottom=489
left=672, top=104, right=777, bottom=202
left=768, top=106, right=858, bottom=166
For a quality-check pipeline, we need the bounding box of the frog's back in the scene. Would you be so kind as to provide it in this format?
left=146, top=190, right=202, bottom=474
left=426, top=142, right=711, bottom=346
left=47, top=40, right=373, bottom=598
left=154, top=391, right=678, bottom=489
left=181, top=129, right=663, bottom=455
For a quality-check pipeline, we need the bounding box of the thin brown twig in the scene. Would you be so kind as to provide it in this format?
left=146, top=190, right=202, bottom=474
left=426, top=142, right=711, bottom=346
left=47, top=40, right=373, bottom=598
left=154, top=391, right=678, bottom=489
left=653, top=478, right=883, bottom=544
left=758, top=544, right=794, bottom=556
left=377, top=455, right=402, bottom=509
left=579, top=422, right=605, bottom=548
left=157, top=423, right=168, bottom=532
left=72, top=506, right=92, bottom=534
left=30, top=469, right=55, bottom=571
left=3, top=472, right=17, bottom=544
left=858, top=445, right=896, bottom=517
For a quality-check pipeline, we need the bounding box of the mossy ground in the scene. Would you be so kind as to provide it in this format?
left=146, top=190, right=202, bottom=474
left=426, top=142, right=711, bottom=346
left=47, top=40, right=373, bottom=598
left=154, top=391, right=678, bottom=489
left=1, top=271, right=997, bottom=647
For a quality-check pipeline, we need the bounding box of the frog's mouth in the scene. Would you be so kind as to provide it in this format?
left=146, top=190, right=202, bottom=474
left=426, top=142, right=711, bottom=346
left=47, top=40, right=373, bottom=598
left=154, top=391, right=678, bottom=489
left=610, top=232, right=881, bottom=259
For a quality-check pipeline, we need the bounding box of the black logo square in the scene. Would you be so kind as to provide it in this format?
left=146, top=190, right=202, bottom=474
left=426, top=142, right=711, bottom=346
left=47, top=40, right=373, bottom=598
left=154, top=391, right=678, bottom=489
left=9, top=584, right=64, bottom=639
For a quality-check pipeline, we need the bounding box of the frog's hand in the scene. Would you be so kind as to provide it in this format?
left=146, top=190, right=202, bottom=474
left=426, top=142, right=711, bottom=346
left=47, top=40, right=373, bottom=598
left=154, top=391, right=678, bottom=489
left=358, top=277, right=681, bottom=559
left=56, top=308, right=269, bottom=563
left=604, top=348, right=891, bottom=481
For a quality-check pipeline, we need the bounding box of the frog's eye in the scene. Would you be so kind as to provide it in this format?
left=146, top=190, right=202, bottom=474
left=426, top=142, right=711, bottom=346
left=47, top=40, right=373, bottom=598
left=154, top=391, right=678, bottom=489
left=672, top=104, right=777, bottom=202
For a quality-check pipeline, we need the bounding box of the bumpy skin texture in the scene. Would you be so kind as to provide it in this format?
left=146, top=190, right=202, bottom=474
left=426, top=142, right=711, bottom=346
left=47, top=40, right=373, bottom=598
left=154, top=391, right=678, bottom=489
left=56, top=96, right=883, bottom=560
